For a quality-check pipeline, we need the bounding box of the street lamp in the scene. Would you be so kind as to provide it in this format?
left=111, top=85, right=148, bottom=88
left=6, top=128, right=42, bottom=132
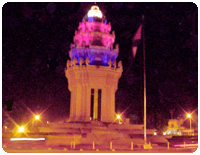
left=35, top=115, right=40, bottom=120
left=18, top=126, right=25, bottom=133
left=116, top=114, right=122, bottom=124
left=187, top=113, right=192, bottom=133
left=116, top=114, right=121, bottom=119
left=187, top=113, right=191, bottom=118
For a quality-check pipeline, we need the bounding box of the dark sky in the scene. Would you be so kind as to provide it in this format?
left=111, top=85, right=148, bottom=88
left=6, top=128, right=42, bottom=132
left=2, top=2, right=198, bottom=129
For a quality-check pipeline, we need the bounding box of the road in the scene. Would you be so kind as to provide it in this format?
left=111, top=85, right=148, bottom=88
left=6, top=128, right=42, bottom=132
left=2, top=142, right=198, bottom=153
left=2, top=136, right=198, bottom=153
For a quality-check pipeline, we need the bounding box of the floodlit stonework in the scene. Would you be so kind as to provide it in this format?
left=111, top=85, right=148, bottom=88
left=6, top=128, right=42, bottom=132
left=65, top=5, right=122, bottom=122
left=4, top=4, right=197, bottom=152
left=38, top=5, right=156, bottom=148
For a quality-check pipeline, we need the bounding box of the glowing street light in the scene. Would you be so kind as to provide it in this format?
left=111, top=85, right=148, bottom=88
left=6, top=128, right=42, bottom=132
left=187, top=113, right=191, bottom=118
left=187, top=113, right=192, bottom=132
left=163, top=132, right=166, bottom=135
left=116, top=114, right=121, bottom=119
left=35, top=115, right=40, bottom=120
left=116, top=114, right=122, bottom=124
left=18, top=126, right=25, bottom=133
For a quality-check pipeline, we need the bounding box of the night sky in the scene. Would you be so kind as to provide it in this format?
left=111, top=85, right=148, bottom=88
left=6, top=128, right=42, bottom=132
left=2, top=2, right=198, bottom=130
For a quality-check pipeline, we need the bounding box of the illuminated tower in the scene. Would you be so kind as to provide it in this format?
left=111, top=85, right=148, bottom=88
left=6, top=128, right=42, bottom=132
left=65, top=5, right=122, bottom=122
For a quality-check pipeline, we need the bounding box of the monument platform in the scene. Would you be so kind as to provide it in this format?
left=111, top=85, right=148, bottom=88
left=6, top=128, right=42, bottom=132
left=39, top=121, right=156, bottom=148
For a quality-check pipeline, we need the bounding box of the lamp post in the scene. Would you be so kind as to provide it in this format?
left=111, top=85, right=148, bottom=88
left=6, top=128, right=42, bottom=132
left=187, top=113, right=192, bottom=133
left=142, top=15, right=147, bottom=145
left=32, top=114, right=41, bottom=132
left=142, top=16, right=152, bottom=149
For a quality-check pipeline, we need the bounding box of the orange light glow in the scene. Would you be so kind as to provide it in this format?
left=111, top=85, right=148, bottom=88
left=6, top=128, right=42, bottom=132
left=35, top=115, right=40, bottom=120
left=187, top=113, right=191, bottom=118
left=18, top=126, right=25, bottom=133
left=163, top=132, right=166, bottom=135
left=116, top=114, right=121, bottom=119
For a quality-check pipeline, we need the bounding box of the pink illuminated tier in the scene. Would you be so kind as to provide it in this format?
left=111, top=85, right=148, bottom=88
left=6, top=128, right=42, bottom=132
left=74, top=21, right=114, bottom=47
left=69, top=5, right=119, bottom=66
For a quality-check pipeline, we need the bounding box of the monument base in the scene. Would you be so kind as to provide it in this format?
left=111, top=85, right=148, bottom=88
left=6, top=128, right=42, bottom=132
left=39, top=121, right=156, bottom=149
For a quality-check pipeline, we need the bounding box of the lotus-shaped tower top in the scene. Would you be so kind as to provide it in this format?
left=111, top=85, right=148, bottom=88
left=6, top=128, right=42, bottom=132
left=69, top=5, right=119, bottom=66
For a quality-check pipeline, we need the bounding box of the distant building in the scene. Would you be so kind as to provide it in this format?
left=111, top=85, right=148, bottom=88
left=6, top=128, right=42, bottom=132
left=163, top=119, right=194, bottom=136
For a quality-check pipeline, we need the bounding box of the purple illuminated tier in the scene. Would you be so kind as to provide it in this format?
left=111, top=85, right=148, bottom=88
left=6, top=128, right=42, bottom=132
left=69, top=5, right=119, bottom=66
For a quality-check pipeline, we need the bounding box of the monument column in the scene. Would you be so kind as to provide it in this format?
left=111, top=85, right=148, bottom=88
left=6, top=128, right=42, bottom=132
left=85, top=85, right=91, bottom=121
left=101, top=87, right=106, bottom=122
left=75, top=85, right=82, bottom=120
left=93, top=88, right=98, bottom=120
left=80, top=85, right=86, bottom=120
left=100, top=86, right=115, bottom=122
left=69, top=87, right=76, bottom=121
left=110, top=86, right=116, bottom=121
